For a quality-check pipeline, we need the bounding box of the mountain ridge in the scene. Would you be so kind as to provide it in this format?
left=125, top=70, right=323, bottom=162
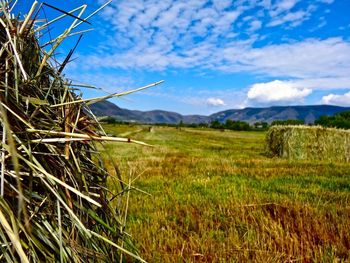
left=89, top=101, right=350, bottom=124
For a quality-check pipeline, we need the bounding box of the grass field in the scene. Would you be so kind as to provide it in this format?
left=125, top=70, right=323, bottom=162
left=101, top=124, right=350, bottom=262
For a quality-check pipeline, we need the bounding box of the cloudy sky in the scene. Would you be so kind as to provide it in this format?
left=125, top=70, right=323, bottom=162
left=17, top=0, right=350, bottom=114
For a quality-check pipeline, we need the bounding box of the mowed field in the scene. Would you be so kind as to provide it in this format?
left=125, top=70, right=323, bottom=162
left=101, top=124, right=350, bottom=262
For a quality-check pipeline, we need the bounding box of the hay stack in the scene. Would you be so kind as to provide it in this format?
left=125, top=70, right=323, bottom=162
left=0, top=1, right=156, bottom=262
left=266, top=125, right=350, bottom=162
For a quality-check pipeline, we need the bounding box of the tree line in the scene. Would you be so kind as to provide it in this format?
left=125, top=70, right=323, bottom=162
left=315, top=110, right=350, bottom=129
left=100, top=110, right=350, bottom=131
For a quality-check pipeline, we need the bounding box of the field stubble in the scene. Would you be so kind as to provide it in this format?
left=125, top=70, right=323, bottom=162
left=102, top=125, right=350, bottom=262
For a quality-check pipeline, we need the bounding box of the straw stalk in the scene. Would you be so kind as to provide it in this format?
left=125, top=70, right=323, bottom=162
left=0, top=1, right=162, bottom=261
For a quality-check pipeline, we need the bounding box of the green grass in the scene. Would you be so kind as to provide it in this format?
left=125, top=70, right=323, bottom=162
left=102, top=124, right=350, bottom=262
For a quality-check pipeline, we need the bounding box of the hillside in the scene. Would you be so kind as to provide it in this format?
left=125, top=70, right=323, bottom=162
left=90, top=100, right=208, bottom=124
left=210, top=105, right=350, bottom=124
left=90, top=101, right=350, bottom=124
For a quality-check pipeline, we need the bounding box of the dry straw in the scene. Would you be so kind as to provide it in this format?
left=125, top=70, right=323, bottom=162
left=0, top=1, right=162, bottom=262
left=266, top=125, right=350, bottom=162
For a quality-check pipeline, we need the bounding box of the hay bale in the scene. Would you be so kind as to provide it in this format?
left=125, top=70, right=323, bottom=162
left=0, top=2, right=150, bottom=262
left=266, top=125, right=350, bottom=162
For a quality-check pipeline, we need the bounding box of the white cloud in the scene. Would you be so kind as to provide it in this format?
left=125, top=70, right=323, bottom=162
left=83, top=16, right=350, bottom=87
left=271, top=0, right=299, bottom=16
left=212, top=0, right=232, bottom=11
left=276, top=0, right=299, bottom=10
left=95, top=0, right=326, bottom=57
left=75, top=0, right=350, bottom=94
left=247, top=80, right=312, bottom=103
left=291, top=77, right=350, bottom=90
left=248, top=20, right=262, bottom=31
left=267, top=10, right=307, bottom=27
left=221, top=38, right=350, bottom=80
left=206, top=98, right=226, bottom=106
left=321, top=92, right=350, bottom=106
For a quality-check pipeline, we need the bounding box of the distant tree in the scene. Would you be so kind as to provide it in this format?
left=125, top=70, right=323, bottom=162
left=175, top=121, right=210, bottom=129
left=225, top=119, right=251, bottom=131
left=208, top=119, right=251, bottom=131
left=271, top=119, right=304, bottom=126
left=224, top=119, right=235, bottom=129
left=237, top=121, right=251, bottom=131
left=210, top=120, right=223, bottom=129
left=100, top=116, right=118, bottom=124
left=315, top=110, right=350, bottom=129
left=188, top=123, right=199, bottom=128
left=198, top=122, right=209, bottom=128
left=253, top=122, right=269, bottom=130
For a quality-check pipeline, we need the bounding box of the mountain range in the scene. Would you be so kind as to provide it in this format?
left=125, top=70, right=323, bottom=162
left=90, top=100, right=350, bottom=124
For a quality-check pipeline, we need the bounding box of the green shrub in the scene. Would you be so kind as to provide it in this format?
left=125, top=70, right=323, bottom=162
left=315, top=110, right=350, bottom=129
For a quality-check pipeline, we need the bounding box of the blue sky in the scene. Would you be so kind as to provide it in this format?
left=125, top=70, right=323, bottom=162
left=16, top=0, right=350, bottom=115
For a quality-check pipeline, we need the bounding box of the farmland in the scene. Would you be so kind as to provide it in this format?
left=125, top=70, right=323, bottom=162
left=102, top=124, right=350, bottom=262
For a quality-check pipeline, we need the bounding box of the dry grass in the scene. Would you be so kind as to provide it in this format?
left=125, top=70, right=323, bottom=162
left=0, top=2, right=159, bottom=262
left=266, top=125, right=350, bottom=162
left=102, top=125, right=350, bottom=262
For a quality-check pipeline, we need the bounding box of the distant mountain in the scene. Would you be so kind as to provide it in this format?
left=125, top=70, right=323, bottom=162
left=210, top=105, right=350, bottom=124
left=90, top=100, right=208, bottom=124
left=89, top=100, right=143, bottom=120
left=89, top=101, right=350, bottom=124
